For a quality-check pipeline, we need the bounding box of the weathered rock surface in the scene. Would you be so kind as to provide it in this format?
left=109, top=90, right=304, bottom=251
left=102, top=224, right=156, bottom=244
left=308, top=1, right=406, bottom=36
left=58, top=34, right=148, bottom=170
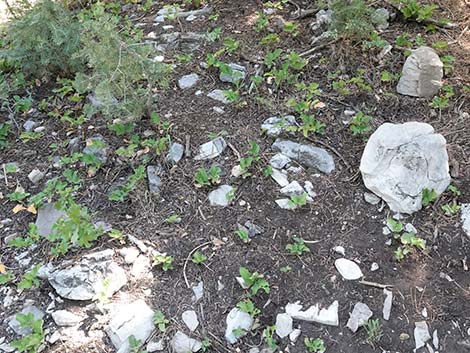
left=219, top=63, right=246, bottom=83
left=397, top=46, right=443, bottom=98
left=194, top=137, right=227, bottom=160
left=171, top=331, right=202, bottom=353
left=285, top=301, right=339, bottom=326
left=208, top=185, right=234, bottom=207
left=35, top=203, right=67, bottom=237
left=83, top=134, right=109, bottom=164
left=52, top=310, right=84, bottom=327
left=28, top=169, right=44, bottom=184
left=414, top=321, right=431, bottom=350
left=272, top=140, right=335, bottom=174
left=360, top=122, right=450, bottom=214
left=346, top=302, right=373, bottom=332
left=48, top=249, right=127, bottom=300
left=178, top=73, right=199, bottom=89
left=225, top=308, right=254, bottom=344
left=106, top=300, right=155, bottom=353
left=182, top=310, right=199, bottom=332
left=147, top=165, right=163, bottom=194
left=383, top=289, right=393, bottom=321
left=461, top=204, right=470, bottom=238
left=275, top=313, right=293, bottom=338
left=9, top=306, right=44, bottom=336
left=334, top=258, right=363, bottom=280
left=262, top=116, right=296, bottom=137
left=166, top=142, right=184, bottom=164
left=207, top=89, right=229, bottom=104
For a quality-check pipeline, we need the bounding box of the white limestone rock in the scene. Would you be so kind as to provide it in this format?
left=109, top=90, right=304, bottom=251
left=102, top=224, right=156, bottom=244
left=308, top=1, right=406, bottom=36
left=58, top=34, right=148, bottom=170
left=194, top=137, right=227, bottom=160
left=397, top=46, right=443, bottom=98
left=208, top=185, right=234, bottom=207
left=275, top=313, right=293, bottom=338
left=346, top=302, right=373, bottom=332
left=461, top=204, right=470, bottom=238
left=285, top=301, right=339, bottom=326
left=225, top=308, right=253, bottom=344
left=334, top=258, right=363, bottom=280
left=360, top=122, right=450, bottom=214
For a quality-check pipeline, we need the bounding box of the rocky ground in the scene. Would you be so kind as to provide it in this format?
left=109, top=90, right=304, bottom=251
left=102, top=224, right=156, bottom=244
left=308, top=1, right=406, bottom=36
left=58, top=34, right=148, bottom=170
left=0, top=0, right=470, bottom=353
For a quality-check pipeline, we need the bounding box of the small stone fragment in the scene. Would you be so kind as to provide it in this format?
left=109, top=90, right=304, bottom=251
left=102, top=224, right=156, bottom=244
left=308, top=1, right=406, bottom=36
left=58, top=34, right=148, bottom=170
left=346, top=302, right=373, bottom=332
left=52, top=310, right=83, bottom=327
left=370, top=262, right=379, bottom=272
left=131, top=255, right=152, bottom=279
left=28, top=169, right=44, bottom=184
left=270, top=153, right=291, bottom=169
left=333, top=246, right=345, bottom=256
left=219, top=63, right=246, bottom=83
left=225, top=308, right=254, bottom=344
left=192, top=281, right=204, bottom=302
left=364, top=192, right=381, bottom=205
left=171, top=331, right=202, bottom=353
left=414, top=321, right=431, bottom=350
left=275, top=313, right=293, bottom=338
left=334, top=258, right=363, bottom=280
left=405, top=223, right=418, bottom=234
left=207, top=89, right=229, bottom=104
left=147, top=339, right=165, bottom=352
left=194, top=137, right=227, bottom=160
left=461, top=204, right=470, bottom=238
left=23, top=120, right=37, bottom=132
left=272, top=139, right=335, bottom=174
left=118, top=247, right=140, bottom=264
left=289, top=328, right=301, bottom=343
left=9, top=306, right=44, bottom=336
left=165, top=142, right=184, bottom=164
left=261, top=116, right=296, bottom=137
left=285, top=301, right=339, bottom=326
left=275, top=198, right=296, bottom=210
left=35, top=203, right=67, bottom=238
left=178, top=73, right=199, bottom=89
left=400, top=333, right=410, bottom=341
left=208, top=185, right=234, bottom=207
left=182, top=310, right=199, bottom=332
left=271, top=168, right=289, bottom=187
left=147, top=165, right=163, bottom=194
left=83, top=134, right=108, bottom=164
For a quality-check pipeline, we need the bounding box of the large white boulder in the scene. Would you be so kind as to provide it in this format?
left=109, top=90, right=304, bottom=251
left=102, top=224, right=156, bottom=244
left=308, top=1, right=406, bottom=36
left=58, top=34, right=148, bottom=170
left=396, top=46, right=443, bottom=98
left=360, top=122, right=450, bottom=214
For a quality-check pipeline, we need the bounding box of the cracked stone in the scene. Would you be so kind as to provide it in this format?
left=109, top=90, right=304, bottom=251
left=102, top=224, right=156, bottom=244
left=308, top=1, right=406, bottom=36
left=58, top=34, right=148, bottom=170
left=360, top=122, right=450, bottom=214
left=346, top=302, right=373, bottom=332
left=194, top=137, right=227, bottom=160
left=397, top=46, right=443, bottom=98
left=272, top=139, right=335, bottom=174
left=285, top=301, right=339, bottom=326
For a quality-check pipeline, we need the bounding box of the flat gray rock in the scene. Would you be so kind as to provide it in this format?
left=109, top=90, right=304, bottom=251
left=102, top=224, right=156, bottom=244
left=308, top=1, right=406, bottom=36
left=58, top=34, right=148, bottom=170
left=262, top=116, right=296, bottom=137
left=360, top=122, right=450, bottom=214
left=272, top=139, right=335, bottom=174
left=208, top=185, right=234, bottom=207
left=346, top=302, right=373, bottom=332
left=178, top=73, right=199, bottom=89
left=48, top=249, right=127, bottom=300
left=106, top=300, right=155, bottom=353
left=35, top=203, right=67, bottom=238
left=182, top=310, right=199, bottom=332
left=147, top=165, right=163, bottom=194
left=83, top=134, right=108, bottom=164
left=9, top=306, right=44, bottom=336
left=219, top=63, right=246, bottom=83
left=194, top=137, right=227, bottom=160
left=275, top=313, right=293, bottom=338
left=225, top=308, right=253, bottom=344
left=335, top=258, right=363, bottom=280
left=397, top=46, right=443, bottom=98
left=52, top=310, right=84, bottom=327
left=270, top=153, right=291, bottom=169
left=165, top=142, right=184, bottom=164
left=364, top=192, right=381, bottom=205
left=28, top=169, right=44, bottom=184
left=271, top=168, right=289, bottom=187
left=414, top=321, right=431, bottom=350
left=171, top=331, right=202, bottom=353
left=207, top=89, right=229, bottom=104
